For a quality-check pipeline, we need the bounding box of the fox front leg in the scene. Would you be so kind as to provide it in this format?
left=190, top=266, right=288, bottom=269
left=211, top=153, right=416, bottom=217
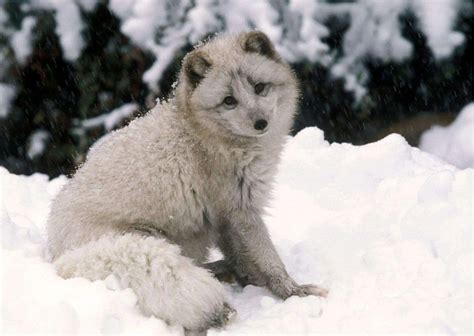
left=218, top=210, right=328, bottom=299
left=203, top=259, right=263, bottom=288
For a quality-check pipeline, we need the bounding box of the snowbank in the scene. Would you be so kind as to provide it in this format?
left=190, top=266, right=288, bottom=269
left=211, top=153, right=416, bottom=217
left=1, top=128, right=472, bottom=334
left=420, top=103, right=474, bottom=169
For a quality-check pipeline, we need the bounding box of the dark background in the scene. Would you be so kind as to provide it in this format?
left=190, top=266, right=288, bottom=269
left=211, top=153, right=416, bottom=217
left=0, top=0, right=472, bottom=178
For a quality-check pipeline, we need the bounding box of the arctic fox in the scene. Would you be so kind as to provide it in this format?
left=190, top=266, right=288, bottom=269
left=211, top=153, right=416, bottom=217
left=47, top=31, right=327, bottom=334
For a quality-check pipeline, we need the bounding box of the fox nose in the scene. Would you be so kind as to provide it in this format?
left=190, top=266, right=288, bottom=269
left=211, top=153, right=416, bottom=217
left=254, top=119, right=268, bottom=131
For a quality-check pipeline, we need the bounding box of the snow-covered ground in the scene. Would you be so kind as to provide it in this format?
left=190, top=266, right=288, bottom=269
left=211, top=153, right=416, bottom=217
left=1, top=128, right=472, bottom=335
left=420, top=103, right=474, bottom=169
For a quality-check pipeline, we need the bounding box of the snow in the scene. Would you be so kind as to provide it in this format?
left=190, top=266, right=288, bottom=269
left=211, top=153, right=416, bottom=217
left=26, top=129, right=50, bottom=160
left=420, top=103, right=474, bottom=169
left=76, top=0, right=99, bottom=12
left=327, top=0, right=464, bottom=100
left=107, top=0, right=466, bottom=95
left=108, top=0, right=183, bottom=89
left=329, top=0, right=413, bottom=99
left=0, top=1, right=466, bottom=102
left=0, top=83, right=16, bottom=119
left=10, top=16, right=36, bottom=65
left=0, top=8, right=8, bottom=27
left=411, top=0, right=465, bottom=59
left=1, top=128, right=472, bottom=334
left=31, top=0, right=84, bottom=61
left=81, top=103, right=138, bottom=131
left=32, top=0, right=97, bottom=61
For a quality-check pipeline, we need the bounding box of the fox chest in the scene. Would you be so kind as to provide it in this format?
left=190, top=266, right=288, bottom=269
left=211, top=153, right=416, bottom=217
left=205, top=155, right=275, bottom=215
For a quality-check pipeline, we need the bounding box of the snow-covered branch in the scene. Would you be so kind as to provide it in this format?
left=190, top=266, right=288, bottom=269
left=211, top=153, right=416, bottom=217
left=0, top=0, right=466, bottom=112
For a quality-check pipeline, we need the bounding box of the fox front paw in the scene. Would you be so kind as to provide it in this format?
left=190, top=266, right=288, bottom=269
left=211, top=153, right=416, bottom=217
left=268, top=275, right=328, bottom=299
left=292, top=284, right=328, bottom=298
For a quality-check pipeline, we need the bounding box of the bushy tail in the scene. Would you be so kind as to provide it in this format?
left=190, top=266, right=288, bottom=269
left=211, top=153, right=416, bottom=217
left=54, top=233, right=232, bottom=331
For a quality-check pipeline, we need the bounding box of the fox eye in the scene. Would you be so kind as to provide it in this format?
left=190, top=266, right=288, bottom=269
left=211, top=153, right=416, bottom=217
left=254, top=83, right=265, bottom=95
left=223, top=96, right=237, bottom=107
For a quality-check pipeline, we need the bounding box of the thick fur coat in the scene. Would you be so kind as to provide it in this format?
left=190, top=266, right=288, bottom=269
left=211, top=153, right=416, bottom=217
left=47, top=31, right=327, bottom=334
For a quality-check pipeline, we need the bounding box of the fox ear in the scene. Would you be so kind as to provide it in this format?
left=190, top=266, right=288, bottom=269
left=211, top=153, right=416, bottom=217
left=241, top=31, right=276, bottom=59
left=183, top=50, right=212, bottom=89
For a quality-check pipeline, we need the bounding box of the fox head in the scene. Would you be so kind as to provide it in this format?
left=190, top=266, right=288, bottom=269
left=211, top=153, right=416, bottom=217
left=177, top=31, right=298, bottom=141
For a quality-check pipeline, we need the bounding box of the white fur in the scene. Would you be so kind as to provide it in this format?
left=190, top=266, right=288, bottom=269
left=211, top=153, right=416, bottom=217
left=47, top=31, right=326, bottom=334
left=55, top=233, right=226, bottom=330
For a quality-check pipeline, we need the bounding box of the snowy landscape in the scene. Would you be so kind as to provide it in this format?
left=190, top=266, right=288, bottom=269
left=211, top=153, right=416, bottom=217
left=1, top=117, right=472, bottom=334
left=1, top=0, right=473, bottom=334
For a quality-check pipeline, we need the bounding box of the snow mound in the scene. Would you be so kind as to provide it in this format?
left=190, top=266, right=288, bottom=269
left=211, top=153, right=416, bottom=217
left=1, top=128, right=472, bottom=334
left=420, top=103, right=474, bottom=169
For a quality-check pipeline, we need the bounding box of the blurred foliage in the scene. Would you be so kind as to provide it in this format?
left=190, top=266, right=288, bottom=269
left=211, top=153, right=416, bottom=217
left=0, top=0, right=472, bottom=178
left=1, top=1, right=152, bottom=177
left=294, top=2, right=473, bottom=144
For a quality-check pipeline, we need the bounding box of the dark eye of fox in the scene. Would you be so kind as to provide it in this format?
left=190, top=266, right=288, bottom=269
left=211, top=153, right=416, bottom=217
left=223, top=96, right=237, bottom=106
left=255, top=83, right=265, bottom=95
